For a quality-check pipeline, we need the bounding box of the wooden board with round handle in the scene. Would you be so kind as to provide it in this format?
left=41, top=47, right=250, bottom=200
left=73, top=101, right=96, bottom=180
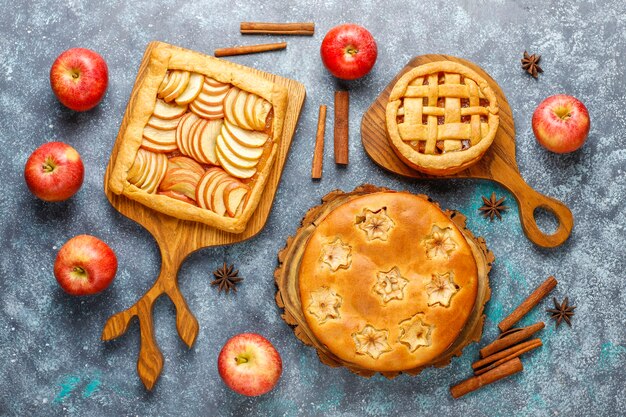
left=101, top=41, right=306, bottom=390
left=361, top=55, right=573, bottom=248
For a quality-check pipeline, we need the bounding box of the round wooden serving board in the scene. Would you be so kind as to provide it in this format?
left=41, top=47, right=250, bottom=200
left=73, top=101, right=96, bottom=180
left=101, top=42, right=306, bottom=390
left=361, top=55, right=573, bottom=248
left=275, top=185, right=494, bottom=378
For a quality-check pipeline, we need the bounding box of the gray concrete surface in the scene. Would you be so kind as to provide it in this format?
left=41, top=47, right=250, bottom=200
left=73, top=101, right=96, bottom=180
left=1, top=0, right=624, bottom=416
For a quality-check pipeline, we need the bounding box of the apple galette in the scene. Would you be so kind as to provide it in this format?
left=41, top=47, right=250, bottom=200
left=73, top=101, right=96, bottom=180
left=109, top=42, right=288, bottom=233
left=297, top=190, right=490, bottom=373
left=386, top=61, right=499, bottom=175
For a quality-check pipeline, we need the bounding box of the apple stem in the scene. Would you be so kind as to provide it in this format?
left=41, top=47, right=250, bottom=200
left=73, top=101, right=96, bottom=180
left=345, top=46, right=358, bottom=56
left=235, top=355, right=249, bottom=365
left=554, top=107, right=572, bottom=121
left=70, top=266, right=89, bottom=282
left=42, top=157, right=57, bottom=173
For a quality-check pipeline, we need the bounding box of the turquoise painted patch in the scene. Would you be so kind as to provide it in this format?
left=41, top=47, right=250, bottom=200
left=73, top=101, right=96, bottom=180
left=258, top=396, right=299, bottom=417
left=503, top=260, right=529, bottom=289
left=599, top=342, right=626, bottom=370
left=298, top=351, right=319, bottom=381
left=82, top=378, right=101, bottom=398
left=485, top=299, right=505, bottom=324
left=462, top=182, right=518, bottom=230
left=457, top=184, right=521, bottom=326
left=53, top=371, right=104, bottom=403
left=82, top=370, right=102, bottom=398
left=519, top=392, right=547, bottom=416
left=363, top=387, right=394, bottom=416
left=54, top=375, right=81, bottom=403
left=314, top=380, right=344, bottom=412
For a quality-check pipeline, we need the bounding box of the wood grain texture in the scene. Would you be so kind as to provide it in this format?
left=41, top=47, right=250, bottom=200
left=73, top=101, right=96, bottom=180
left=274, top=185, right=493, bottom=379
left=361, top=55, right=573, bottom=248
left=101, top=41, right=306, bottom=390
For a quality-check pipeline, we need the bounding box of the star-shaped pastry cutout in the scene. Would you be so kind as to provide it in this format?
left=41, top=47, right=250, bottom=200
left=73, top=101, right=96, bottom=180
left=372, top=266, right=409, bottom=304
left=398, top=314, right=433, bottom=352
left=307, top=286, right=342, bottom=324
left=320, top=239, right=352, bottom=272
left=352, top=324, right=391, bottom=359
left=356, top=207, right=395, bottom=241
left=425, top=272, right=459, bottom=307
left=423, top=225, right=457, bottom=259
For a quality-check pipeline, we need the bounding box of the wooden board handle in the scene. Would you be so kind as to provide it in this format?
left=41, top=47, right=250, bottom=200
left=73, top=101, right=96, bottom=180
left=496, top=166, right=573, bottom=248
left=101, top=249, right=198, bottom=390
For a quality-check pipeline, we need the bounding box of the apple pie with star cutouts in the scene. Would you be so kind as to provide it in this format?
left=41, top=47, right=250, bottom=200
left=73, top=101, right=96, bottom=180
left=108, top=42, right=288, bottom=233
left=281, top=187, right=492, bottom=376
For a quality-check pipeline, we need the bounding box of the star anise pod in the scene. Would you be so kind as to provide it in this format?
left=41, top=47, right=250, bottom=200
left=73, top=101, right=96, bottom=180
left=211, top=263, right=243, bottom=294
left=521, top=51, right=543, bottom=78
left=546, top=297, right=576, bottom=327
left=479, top=192, right=509, bottom=221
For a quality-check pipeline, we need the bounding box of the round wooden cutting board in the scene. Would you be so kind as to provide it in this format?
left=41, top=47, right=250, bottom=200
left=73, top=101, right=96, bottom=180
left=361, top=55, right=573, bottom=248
left=274, top=185, right=494, bottom=378
left=100, top=42, right=306, bottom=390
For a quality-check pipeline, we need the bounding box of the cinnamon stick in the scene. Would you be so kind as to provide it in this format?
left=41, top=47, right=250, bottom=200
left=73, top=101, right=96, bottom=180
left=334, top=91, right=349, bottom=165
left=473, top=339, right=542, bottom=376
left=498, top=276, right=557, bottom=332
left=214, top=42, right=287, bottom=57
left=450, top=357, right=523, bottom=399
left=240, top=22, right=315, bottom=36
left=311, top=105, right=327, bottom=179
left=480, top=322, right=544, bottom=358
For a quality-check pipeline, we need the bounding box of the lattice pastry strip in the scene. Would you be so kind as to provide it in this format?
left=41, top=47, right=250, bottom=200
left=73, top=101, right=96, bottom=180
left=397, top=73, right=491, bottom=155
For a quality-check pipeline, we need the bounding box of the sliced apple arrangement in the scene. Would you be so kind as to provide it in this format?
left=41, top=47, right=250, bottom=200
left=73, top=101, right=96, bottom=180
left=176, top=113, right=222, bottom=165
left=127, top=148, right=168, bottom=193
left=224, top=86, right=272, bottom=131
left=133, top=69, right=274, bottom=218
left=216, top=120, right=267, bottom=179
left=157, top=156, right=204, bottom=205
left=158, top=70, right=204, bottom=105
left=190, top=77, right=230, bottom=119
left=196, top=168, right=250, bottom=217
left=142, top=99, right=187, bottom=153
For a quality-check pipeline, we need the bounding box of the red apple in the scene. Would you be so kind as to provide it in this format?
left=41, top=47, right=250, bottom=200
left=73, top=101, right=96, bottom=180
left=54, top=235, right=118, bottom=296
left=320, top=24, right=377, bottom=80
left=217, top=333, right=282, bottom=396
left=532, top=94, right=590, bottom=153
left=24, top=142, right=84, bottom=202
left=50, top=48, right=108, bottom=111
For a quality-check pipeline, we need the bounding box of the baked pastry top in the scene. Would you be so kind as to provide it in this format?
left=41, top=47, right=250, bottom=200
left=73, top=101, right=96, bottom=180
left=108, top=42, right=288, bottom=233
left=386, top=61, right=499, bottom=176
left=298, top=191, right=479, bottom=372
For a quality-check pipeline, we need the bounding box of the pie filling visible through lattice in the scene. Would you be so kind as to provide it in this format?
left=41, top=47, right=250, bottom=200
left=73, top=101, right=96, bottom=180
left=386, top=61, right=499, bottom=175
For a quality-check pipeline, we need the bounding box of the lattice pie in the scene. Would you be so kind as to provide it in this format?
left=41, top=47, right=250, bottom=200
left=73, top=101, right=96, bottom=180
left=298, top=190, right=489, bottom=373
left=108, top=42, right=288, bottom=233
left=386, top=61, right=499, bottom=175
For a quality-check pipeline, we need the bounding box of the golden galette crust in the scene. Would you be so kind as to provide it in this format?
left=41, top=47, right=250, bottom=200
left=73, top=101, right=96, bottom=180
left=108, top=42, right=288, bottom=233
left=386, top=61, right=499, bottom=176
left=298, top=191, right=479, bottom=372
